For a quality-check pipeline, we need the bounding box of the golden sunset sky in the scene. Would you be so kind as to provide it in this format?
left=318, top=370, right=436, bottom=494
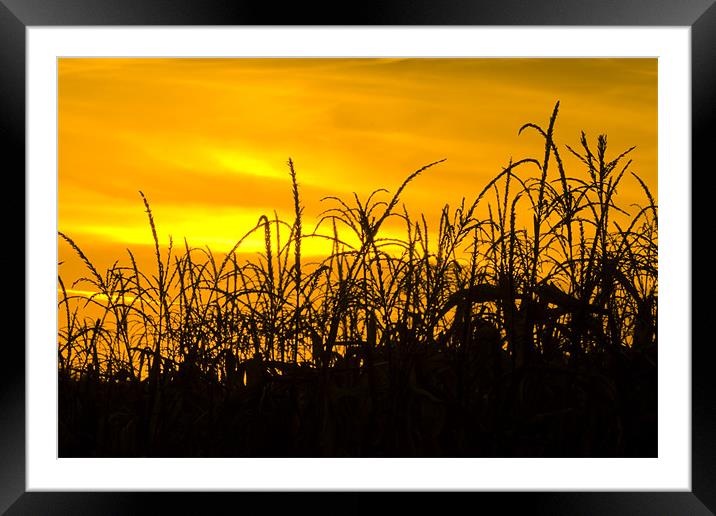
left=58, top=58, right=657, bottom=283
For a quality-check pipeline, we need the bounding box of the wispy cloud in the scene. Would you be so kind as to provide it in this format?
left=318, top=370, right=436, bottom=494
left=59, top=57, right=657, bottom=279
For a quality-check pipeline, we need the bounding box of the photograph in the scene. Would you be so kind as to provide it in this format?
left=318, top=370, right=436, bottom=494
left=57, top=57, right=658, bottom=459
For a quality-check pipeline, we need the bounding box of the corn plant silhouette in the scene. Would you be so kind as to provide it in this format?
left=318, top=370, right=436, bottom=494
left=58, top=103, right=657, bottom=457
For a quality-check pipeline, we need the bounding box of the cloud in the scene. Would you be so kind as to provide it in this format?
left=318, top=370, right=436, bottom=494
left=59, top=57, right=657, bottom=280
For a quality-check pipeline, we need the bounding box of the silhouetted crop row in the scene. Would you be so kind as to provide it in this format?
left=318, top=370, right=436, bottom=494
left=58, top=103, right=657, bottom=457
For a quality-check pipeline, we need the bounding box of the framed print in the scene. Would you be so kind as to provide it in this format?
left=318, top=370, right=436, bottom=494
left=3, top=0, right=713, bottom=513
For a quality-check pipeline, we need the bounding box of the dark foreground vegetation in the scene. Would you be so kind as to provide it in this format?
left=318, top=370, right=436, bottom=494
left=58, top=103, right=657, bottom=457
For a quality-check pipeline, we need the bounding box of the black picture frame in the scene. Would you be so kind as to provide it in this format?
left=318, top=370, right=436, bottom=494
left=3, top=1, right=712, bottom=513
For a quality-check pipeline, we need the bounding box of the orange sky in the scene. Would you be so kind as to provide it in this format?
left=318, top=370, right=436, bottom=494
left=58, top=58, right=657, bottom=282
